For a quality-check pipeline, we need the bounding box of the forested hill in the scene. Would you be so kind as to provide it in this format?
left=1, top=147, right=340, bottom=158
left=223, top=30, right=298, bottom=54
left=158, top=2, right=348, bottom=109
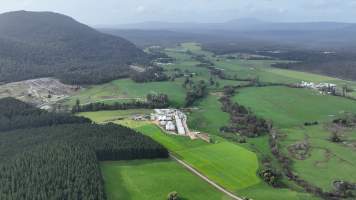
left=0, top=11, right=147, bottom=85
left=0, top=98, right=168, bottom=199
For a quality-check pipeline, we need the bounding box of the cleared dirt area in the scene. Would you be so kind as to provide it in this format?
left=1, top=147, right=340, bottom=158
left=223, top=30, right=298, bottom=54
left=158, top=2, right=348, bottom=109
left=129, top=65, right=145, bottom=72
left=0, top=78, right=78, bottom=109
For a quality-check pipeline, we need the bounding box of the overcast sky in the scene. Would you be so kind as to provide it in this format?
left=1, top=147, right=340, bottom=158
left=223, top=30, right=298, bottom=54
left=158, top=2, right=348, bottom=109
left=1, top=0, right=356, bottom=25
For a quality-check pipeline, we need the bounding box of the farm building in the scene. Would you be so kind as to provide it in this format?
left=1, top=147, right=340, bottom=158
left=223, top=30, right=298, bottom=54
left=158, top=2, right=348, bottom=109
left=151, top=109, right=210, bottom=141
left=151, top=109, right=188, bottom=135
left=165, top=121, right=176, bottom=131
left=299, top=81, right=336, bottom=94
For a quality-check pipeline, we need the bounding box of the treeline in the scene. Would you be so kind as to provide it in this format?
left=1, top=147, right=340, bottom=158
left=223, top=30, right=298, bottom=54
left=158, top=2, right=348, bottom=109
left=131, top=66, right=168, bottom=83
left=219, top=86, right=270, bottom=138
left=73, top=93, right=169, bottom=113
left=273, top=61, right=356, bottom=81
left=0, top=97, right=90, bottom=131
left=183, top=78, right=208, bottom=106
left=0, top=97, right=168, bottom=199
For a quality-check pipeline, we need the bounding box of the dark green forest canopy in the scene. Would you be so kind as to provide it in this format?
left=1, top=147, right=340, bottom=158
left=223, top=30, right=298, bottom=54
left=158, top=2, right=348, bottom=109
left=0, top=97, right=90, bottom=131
left=0, top=11, right=148, bottom=85
left=0, top=98, right=168, bottom=199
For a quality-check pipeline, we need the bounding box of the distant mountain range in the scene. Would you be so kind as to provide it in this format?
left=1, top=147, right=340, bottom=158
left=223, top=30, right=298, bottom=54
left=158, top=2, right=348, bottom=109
left=104, top=18, right=356, bottom=50
left=113, top=18, right=356, bottom=32
left=0, top=11, right=146, bottom=85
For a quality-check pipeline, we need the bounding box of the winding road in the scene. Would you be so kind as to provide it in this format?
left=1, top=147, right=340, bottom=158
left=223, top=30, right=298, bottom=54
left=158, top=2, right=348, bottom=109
left=170, top=154, right=244, bottom=200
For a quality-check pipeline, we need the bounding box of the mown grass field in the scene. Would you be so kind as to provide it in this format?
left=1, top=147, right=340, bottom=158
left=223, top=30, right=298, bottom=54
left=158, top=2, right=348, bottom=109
left=101, top=159, right=231, bottom=200
left=234, top=86, right=356, bottom=128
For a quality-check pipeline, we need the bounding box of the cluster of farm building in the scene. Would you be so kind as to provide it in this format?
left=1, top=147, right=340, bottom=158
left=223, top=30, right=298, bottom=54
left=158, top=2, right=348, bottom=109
left=298, top=81, right=337, bottom=94
left=149, top=109, right=210, bottom=142
left=151, top=109, right=188, bottom=135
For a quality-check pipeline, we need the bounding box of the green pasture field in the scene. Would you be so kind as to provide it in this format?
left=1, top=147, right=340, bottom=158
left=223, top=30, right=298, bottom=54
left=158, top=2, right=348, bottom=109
left=175, top=43, right=356, bottom=92
left=76, top=43, right=352, bottom=199
left=77, top=109, right=152, bottom=124
left=65, top=78, right=187, bottom=107
left=135, top=124, right=317, bottom=200
left=65, top=42, right=356, bottom=110
left=81, top=109, right=318, bottom=200
left=164, top=45, right=247, bottom=89
left=101, top=159, right=231, bottom=200
left=233, top=85, right=356, bottom=192
left=234, top=86, right=356, bottom=128
left=280, top=125, right=356, bottom=191
left=80, top=110, right=260, bottom=191
left=188, top=94, right=230, bottom=135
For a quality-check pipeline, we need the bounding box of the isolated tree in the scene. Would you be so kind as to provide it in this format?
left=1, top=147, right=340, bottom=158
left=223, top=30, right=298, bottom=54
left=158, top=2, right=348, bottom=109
left=182, top=77, right=190, bottom=88
left=215, top=81, right=220, bottom=88
left=330, top=131, right=342, bottom=143
left=342, top=85, right=348, bottom=97
left=259, top=168, right=281, bottom=187
left=72, top=99, right=81, bottom=113
left=329, top=124, right=343, bottom=143
left=167, top=191, right=180, bottom=200
left=233, top=74, right=238, bottom=80
left=209, top=76, right=215, bottom=85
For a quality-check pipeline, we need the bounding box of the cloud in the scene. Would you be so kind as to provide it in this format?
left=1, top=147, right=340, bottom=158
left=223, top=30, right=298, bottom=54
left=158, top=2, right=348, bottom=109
left=135, top=5, right=145, bottom=13
left=0, top=0, right=355, bottom=24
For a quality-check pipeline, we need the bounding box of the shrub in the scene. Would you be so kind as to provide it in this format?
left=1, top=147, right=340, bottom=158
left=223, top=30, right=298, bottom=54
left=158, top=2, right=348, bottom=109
left=167, top=191, right=180, bottom=200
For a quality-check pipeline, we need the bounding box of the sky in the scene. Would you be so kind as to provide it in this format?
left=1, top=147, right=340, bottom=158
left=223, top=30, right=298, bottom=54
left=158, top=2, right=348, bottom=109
left=1, top=0, right=356, bottom=25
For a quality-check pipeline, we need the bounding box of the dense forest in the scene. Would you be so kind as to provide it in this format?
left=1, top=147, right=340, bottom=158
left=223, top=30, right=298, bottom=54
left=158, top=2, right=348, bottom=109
left=0, top=97, right=90, bottom=131
left=0, top=97, right=168, bottom=199
left=0, top=11, right=147, bottom=85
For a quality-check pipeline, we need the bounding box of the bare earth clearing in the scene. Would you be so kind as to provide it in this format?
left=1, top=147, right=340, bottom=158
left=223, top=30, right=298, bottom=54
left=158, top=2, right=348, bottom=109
left=0, top=78, right=78, bottom=109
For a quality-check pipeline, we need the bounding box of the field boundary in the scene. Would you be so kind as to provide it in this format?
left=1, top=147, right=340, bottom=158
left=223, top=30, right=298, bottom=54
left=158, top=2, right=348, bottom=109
left=170, top=154, right=244, bottom=200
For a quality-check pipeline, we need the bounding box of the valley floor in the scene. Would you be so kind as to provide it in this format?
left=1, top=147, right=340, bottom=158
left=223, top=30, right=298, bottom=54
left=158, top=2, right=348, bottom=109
left=76, top=42, right=356, bottom=200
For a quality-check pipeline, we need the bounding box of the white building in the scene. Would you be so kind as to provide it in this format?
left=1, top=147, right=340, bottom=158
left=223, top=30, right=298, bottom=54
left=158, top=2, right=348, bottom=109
left=175, top=113, right=186, bottom=135
left=165, top=121, right=176, bottom=131
left=299, top=81, right=336, bottom=94
left=153, top=109, right=189, bottom=135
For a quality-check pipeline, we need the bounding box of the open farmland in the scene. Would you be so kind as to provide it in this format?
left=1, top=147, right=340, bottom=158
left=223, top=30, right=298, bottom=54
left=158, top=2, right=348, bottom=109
left=81, top=109, right=318, bottom=200
left=181, top=43, right=356, bottom=94
left=233, top=85, right=356, bottom=194
left=101, top=159, right=231, bottom=200
left=79, top=110, right=262, bottom=192
left=188, top=94, right=230, bottom=135
left=66, top=79, right=187, bottom=107
left=75, top=43, right=343, bottom=200
left=280, top=125, right=356, bottom=191
left=234, top=86, right=356, bottom=128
